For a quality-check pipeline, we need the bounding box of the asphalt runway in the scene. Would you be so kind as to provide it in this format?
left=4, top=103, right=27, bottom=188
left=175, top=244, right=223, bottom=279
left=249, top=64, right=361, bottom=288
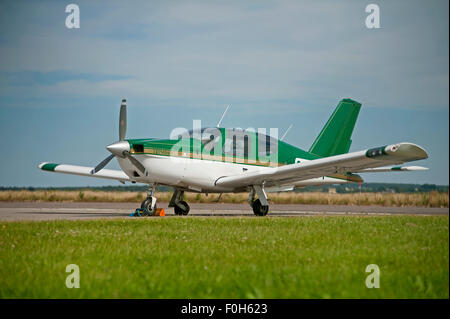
left=0, top=202, right=447, bottom=221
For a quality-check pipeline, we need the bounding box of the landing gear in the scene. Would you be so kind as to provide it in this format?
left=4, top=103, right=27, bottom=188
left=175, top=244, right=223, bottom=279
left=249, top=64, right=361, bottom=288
left=140, top=184, right=157, bottom=216
left=141, top=196, right=157, bottom=216
left=249, top=186, right=269, bottom=216
left=251, top=199, right=269, bottom=216
left=174, top=200, right=190, bottom=215
left=169, top=189, right=190, bottom=215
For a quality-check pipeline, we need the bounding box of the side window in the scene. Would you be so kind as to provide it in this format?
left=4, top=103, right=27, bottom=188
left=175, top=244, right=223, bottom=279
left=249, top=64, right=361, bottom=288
left=258, top=133, right=278, bottom=157
left=224, top=134, right=234, bottom=156
left=201, top=127, right=222, bottom=156
left=224, top=128, right=253, bottom=159
left=244, top=135, right=249, bottom=158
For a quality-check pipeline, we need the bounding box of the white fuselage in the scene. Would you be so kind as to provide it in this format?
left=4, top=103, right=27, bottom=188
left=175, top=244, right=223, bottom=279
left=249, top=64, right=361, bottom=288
left=117, top=154, right=352, bottom=193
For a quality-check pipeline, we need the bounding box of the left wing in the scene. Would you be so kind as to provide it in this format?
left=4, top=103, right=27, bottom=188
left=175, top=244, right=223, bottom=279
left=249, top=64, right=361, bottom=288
left=215, top=142, right=428, bottom=188
left=38, top=162, right=132, bottom=183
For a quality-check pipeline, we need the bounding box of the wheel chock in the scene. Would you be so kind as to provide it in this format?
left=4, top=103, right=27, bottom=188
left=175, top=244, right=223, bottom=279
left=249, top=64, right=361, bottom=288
left=154, top=208, right=166, bottom=216
left=129, top=208, right=165, bottom=217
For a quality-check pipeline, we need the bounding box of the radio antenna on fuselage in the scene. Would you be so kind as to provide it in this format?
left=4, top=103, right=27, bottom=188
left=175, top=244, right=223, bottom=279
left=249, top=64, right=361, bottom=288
left=280, top=124, right=293, bottom=141
left=216, top=104, right=231, bottom=128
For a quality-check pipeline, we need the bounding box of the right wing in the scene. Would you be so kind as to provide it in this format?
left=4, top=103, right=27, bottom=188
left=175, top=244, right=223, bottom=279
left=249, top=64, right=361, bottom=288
left=215, top=142, right=428, bottom=188
left=38, top=162, right=132, bottom=183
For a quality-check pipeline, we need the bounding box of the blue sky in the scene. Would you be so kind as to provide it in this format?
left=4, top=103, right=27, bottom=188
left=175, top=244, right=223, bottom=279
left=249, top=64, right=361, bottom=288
left=0, top=0, right=448, bottom=187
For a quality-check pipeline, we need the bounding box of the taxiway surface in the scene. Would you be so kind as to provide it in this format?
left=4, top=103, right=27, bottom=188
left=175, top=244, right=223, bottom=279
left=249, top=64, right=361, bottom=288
left=0, top=202, right=447, bottom=221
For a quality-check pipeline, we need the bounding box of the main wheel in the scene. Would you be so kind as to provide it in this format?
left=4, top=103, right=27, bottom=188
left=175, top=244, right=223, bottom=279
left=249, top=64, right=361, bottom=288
left=174, top=200, right=190, bottom=215
left=141, top=197, right=157, bottom=216
left=252, top=199, right=269, bottom=216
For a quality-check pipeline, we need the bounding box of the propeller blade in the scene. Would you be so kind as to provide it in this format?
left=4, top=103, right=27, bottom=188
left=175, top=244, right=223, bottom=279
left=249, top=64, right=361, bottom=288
left=124, top=151, right=146, bottom=174
left=90, top=154, right=115, bottom=174
left=119, top=98, right=127, bottom=141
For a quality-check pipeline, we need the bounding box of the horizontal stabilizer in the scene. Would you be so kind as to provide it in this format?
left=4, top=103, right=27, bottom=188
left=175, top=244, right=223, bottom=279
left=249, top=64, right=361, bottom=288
left=38, top=162, right=131, bottom=182
left=356, top=166, right=428, bottom=173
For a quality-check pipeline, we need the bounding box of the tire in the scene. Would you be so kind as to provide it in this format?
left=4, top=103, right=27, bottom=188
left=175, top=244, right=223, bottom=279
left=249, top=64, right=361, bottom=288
left=174, top=200, right=190, bottom=215
left=141, top=197, right=157, bottom=216
left=252, top=199, right=269, bottom=216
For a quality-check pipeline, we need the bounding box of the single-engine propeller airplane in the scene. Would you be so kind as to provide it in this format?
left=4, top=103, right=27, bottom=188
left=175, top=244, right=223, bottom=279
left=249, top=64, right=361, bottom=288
left=39, top=98, right=429, bottom=216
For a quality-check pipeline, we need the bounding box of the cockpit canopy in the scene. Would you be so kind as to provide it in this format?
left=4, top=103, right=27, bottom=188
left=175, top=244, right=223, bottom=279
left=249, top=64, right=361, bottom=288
left=173, top=127, right=278, bottom=158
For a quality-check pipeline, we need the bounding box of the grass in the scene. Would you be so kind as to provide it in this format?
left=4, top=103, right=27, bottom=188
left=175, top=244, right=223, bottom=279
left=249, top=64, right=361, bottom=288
left=0, top=216, right=448, bottom=298
left=0, top=190, right=448, bottom=207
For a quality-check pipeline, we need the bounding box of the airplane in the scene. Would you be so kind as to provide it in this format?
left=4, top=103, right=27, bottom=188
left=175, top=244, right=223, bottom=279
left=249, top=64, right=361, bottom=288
left=39, top=98, right=429, bottom=216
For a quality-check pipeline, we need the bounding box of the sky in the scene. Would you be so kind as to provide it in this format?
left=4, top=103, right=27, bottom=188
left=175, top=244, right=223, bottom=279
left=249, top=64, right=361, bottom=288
left=0, top=0, right=448, bottom=187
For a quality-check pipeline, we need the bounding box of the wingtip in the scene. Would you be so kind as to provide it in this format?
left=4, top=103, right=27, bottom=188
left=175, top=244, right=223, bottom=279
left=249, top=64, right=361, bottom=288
left=38, top=162, right=47, bottom=169
left=385, top=143, right=429, bottom=161
left=38, top=163, right=59, bottom=171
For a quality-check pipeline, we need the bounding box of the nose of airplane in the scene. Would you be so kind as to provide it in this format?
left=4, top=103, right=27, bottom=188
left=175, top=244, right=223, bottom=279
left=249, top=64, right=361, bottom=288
left=106, top=141, right=130, bottom=157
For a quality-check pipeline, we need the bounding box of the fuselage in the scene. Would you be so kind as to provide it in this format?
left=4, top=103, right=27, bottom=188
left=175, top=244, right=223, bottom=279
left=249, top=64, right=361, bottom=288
left=117, top=127, right=362, bottom=193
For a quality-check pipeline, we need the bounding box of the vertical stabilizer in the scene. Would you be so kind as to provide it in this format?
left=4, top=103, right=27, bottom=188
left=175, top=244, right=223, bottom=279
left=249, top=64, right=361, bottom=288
left=309, top=99, right=361, bottom=157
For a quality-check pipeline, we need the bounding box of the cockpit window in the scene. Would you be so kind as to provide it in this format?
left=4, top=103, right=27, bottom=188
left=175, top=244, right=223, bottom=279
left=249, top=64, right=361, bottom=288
left=223, top=128, right=254, bottom=159
left=201, top=127, right=222, bottom=154
left=257, top=131, right=278, bottom=157
left=172, top=127, right=277, bottom=162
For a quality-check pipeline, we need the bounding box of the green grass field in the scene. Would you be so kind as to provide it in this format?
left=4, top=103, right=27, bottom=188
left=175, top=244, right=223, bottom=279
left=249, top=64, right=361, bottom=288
left=0, top=216, right=448, bottom=298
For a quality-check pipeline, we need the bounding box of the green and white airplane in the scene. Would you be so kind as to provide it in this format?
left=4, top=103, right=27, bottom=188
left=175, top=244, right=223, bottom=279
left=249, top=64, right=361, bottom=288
left=39, top=98, right=428, bottom=216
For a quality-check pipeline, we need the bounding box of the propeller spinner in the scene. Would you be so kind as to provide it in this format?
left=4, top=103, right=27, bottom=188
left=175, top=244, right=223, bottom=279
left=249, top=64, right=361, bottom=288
left=90, top=99, right=146, bottom=175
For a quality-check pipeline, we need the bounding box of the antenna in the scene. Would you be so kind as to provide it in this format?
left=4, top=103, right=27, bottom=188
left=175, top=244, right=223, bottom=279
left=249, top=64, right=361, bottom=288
left=280, top=124, right=293, bottom=141
left=216, top=104, right=231, bottom=128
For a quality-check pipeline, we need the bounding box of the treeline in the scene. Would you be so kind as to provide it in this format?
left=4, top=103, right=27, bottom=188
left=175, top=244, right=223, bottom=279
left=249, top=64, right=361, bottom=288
left=296, top=183, right=448, bottom=194
left=0, top=183, right=448, bottom=194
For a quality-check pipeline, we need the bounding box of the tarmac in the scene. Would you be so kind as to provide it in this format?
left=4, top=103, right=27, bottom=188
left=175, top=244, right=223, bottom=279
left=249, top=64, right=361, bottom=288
left=0, top=202, right=448, bottom=221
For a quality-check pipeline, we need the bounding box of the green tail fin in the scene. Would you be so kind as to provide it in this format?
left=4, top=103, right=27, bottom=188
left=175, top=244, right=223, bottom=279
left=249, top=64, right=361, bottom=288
left=309, top=98, right=362, bottom=157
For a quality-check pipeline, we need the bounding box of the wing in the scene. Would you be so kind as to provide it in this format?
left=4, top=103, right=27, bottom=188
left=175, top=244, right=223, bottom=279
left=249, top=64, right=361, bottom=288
left=215, top=142, right=428, bottom=188
left=38, top=162, right=131, bottom=183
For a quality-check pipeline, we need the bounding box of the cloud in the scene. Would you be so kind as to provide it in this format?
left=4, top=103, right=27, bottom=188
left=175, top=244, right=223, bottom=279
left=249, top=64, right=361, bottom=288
left=0, top=71, right=129, bottom=86
left=0, top=0, right=448, bottom=110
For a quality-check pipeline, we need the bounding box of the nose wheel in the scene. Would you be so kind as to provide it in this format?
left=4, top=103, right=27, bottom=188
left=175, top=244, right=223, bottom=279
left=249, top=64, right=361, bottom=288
left=139, top=184, right=157, bottom=216
left=141, top=196, right=157, bottom=216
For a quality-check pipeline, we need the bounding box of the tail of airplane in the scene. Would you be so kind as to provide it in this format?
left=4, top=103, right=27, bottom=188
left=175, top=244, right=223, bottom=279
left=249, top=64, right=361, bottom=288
left=309, top=98, right=361, bottom=157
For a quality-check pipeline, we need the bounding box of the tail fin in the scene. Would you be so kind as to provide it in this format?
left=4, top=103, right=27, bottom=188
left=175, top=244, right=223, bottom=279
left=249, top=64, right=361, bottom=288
left=309, top=98, right=361, bottom=157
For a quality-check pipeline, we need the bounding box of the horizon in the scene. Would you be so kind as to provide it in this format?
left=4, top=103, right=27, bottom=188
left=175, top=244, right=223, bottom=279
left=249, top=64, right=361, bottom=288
left=2, top=181, right=448, bottom=190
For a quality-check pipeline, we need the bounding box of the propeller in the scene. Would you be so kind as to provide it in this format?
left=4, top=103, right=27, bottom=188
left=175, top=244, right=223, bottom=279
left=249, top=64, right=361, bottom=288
left=90, top=99, right=146, bottom=175
left=123, top=151, right=146, bottom=173
left=91, top=154, right=115, bottom=174
left=119, top=99, right=127, bottom=141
